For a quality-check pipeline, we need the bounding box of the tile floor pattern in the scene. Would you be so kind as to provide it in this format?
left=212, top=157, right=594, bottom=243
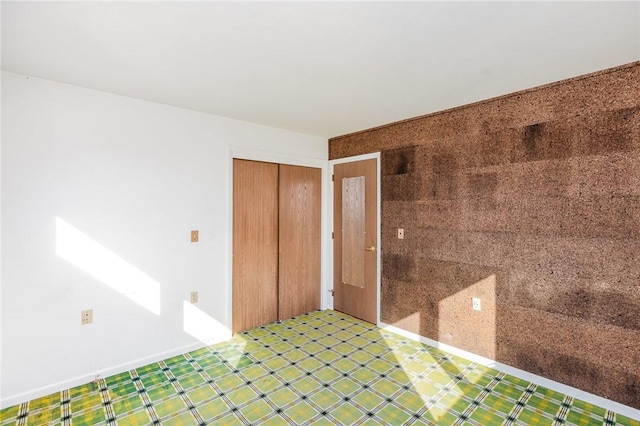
left=1, top=310, right=638, bottom=425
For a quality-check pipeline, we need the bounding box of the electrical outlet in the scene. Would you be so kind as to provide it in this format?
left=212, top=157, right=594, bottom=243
left=190, top=291, right=198, bottom=304
left=81, top=309, right=93, bottom=325
left=397, top=228, right=405, bottom=239
left=191, top=230, right=199, bottom=243
left=472, top=298, right=481, bottom=311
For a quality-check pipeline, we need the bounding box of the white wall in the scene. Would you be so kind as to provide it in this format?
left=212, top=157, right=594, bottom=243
left=0, top=71, right=327, bottom=406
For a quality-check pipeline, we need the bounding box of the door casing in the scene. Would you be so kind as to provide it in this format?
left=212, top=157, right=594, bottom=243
left=329, top=152, right=381, bottom=324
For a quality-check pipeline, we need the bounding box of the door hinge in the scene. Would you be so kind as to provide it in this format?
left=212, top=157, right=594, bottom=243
left=332, top=232, right=334, bottom=239
left=329, top=289, right=334, bottom=296
left=332, top=174, right=334, bottom=182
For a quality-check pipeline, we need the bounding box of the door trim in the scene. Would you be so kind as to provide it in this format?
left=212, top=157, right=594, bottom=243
left=229, top=149, right=330, bottom=333
left=329, top=152, right=381, bottom=324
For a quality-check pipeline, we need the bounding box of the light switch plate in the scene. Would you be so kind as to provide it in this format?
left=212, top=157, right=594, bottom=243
left=191, top=230, right=199, bottom=242
left=397, top=228, right=405, bottom=239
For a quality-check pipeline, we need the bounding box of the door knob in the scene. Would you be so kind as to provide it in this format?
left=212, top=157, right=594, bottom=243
left=365, top=246, right=376, bottom=252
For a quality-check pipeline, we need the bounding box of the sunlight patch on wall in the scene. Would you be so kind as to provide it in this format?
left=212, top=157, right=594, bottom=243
left=438, top=274, right=496, bottom=359
left=56, top=217, right=161, bottom=315
left=182, top=300, right=231, bottom=346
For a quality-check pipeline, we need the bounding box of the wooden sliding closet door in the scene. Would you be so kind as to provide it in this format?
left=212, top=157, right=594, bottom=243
left=232, top=159, right=279, bottom=333
left=278, top=165, right=321, bottom=320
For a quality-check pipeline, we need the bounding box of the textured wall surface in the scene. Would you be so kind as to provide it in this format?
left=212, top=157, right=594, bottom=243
left=329, top=62, right=640, bottom=409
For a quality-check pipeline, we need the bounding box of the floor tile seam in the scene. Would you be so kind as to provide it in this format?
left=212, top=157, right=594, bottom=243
left=139, top=386, right=183, bottom=400
left=96, top=378, right=117, bottom=426
left=234, top=379, right=314, bottom=425
left=430, top=399, right=468, bottom=419
left=164, top=365, right=200, bottom=377
left=6, top=404, right=60, bottom=417
left=60, top=389, right=72, bottom=426
left=530, top=394, right=566, bottom=412
left=463, top=406, right=509, bottom=423
left=366, top=373, right=415, bottom=397
left=332, top=373, right=409, bottom=409
left=67, top=396, right=104, bottom=409
left=313, top=401, right=369, bottom=425
left=69, top=404, right=112, bottom=417
left=568, top=408, right=608, bottom=422
left=354, top=389, right=411, bottom=418
left=300, top=380, right=356, bottom=406
left=566, top=408, right=609, bottom=422
left=356, top=400, right=413, bottom=425
left=244, top=408, right=296, bottom=426
left=410, top=364, right=480, bottom=420
left=110, top=400, right=149, bottom=418
left=128, top=368, right=160, bottom=425
left=158, top=360, right=207, bottom=425
left=204, top=396, right=250, bottom=425
left=186, top=354, right=247, bottom=423
left=480, top=399, right=518, bottom=418
left=202, top=409, right=246, bottom=426
left=370, top=386, right=432, bottom=417
left=404, top=366, right=451, bottom=381
left=153, top=407, right=198, bottom=424
left=451, top=372, right=506, bottom=426
left=529, top=392, right=569, bottom=405
left=180, top=394, right=254, bottom=423
left=326, top=360, right=370, bottom=378
left=503, top=382, right=538, bottom=426
left=260, top=365, right=318, bottom=385
left=471, top=396, right=524, bottom=418
left=0, top=415, right=19, bottom=424
left=295, top=376, right=361, bottom=401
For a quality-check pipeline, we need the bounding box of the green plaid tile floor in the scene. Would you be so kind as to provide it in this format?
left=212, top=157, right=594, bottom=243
left=1, top=310, right=638, bottom=425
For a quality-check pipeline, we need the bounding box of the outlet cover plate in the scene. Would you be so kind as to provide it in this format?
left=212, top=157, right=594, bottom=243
left=81, top=309, right=93, bottom=325
left=472, top=298, right=481, bottom=311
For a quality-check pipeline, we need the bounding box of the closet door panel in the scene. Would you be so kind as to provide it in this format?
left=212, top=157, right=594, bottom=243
left=232, top=159, right=279, bottom=333
left=278, top=165, right=321, bottom=320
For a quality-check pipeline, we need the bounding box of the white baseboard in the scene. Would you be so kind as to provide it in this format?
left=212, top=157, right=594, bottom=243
left=378, top=322, right=640, bottom=421
left=0, top=342, right=206, bottom=409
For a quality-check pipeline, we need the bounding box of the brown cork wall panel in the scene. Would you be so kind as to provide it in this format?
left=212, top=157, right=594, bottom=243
left=329, top=62, right=640, bottom=408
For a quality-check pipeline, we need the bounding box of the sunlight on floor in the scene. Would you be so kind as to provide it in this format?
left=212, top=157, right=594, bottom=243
left=1, top=311, right=634, bottom=425
left=379, top=327, right=469, bottom=423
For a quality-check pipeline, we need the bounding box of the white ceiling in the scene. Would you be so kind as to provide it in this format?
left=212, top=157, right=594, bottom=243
left=2, top=2, right=639, bottom=138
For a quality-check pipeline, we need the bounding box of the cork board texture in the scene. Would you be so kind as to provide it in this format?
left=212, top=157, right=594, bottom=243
left=329, top=62, right=640, bottom=409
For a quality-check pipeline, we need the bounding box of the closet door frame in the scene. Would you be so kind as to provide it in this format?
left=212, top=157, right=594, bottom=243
left=229, top=150, right=330, bottom=332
